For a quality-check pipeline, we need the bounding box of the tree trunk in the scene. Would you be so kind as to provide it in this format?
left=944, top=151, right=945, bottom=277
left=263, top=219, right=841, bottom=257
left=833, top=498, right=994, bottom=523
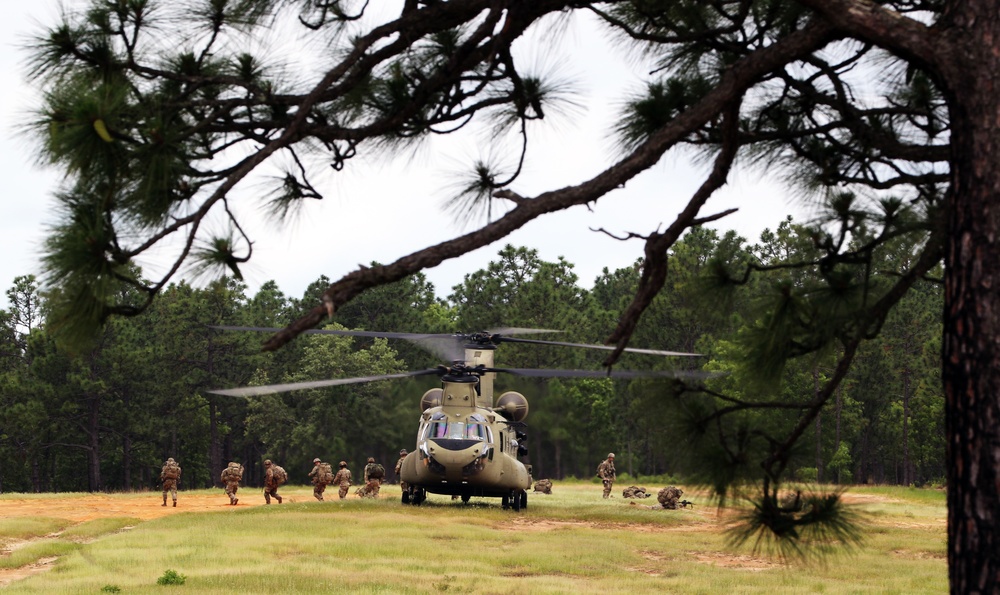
left=940, top=2, right=1000, bottom=588
left=122, top=433, right=132, bottom=491
left=88, top=396, right=102, bottom=492
left=209, top=400, right=221, bottom=487
left=902, top=366, right=911, bottom=486
left=814, top=366, right=823, bottom=482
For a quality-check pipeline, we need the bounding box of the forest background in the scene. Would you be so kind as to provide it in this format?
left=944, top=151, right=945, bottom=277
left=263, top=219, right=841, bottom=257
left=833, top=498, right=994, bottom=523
left=0, top=221, right=943, bottom=494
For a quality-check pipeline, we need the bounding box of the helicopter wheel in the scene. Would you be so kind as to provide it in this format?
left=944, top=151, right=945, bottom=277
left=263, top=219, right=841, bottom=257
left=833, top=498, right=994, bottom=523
left=413, top=488, right=426, bottom=506
left=519, top=490, right=527, bottom=510
left=510, top=490, right=521, bottom=512
left=461, top=494, right=470, bottom=504
left=501, top=494, right=509, bottom=510
left=401, top=489, right=410, bottom=505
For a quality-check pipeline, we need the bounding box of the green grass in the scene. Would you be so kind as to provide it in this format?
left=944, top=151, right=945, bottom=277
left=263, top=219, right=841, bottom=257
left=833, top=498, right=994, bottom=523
left=59, top=517, right=140, bottom=541
left=1, top=484, right=947, bottom=594
left=0, top=517, right=74, bottom=542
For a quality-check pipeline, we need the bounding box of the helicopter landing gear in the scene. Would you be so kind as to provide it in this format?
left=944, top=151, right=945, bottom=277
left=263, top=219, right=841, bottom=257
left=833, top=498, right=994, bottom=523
left=461, top=494, right=470, bottom=504
left=411, top=487, right=427, bottom=506
left=504, top=489, right=526, bottom=512
left=401, top=488, right=411, bottom=505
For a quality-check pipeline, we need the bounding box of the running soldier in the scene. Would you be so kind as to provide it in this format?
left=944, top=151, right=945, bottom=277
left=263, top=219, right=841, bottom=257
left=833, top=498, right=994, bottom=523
left=333, top=461, right=352, bottom=499
left=221, top=462, right=243, bottom=505
left=263, top=459, right=286, bottom=504
left=358, top=457, right=384, bottom=498
left=160, top=458, right=181, bottom=507
left=308, top=457, right=334, bottom=501
left=597, top=453, right=616, bottom=499
left=394, top=449, right=408, bottom=493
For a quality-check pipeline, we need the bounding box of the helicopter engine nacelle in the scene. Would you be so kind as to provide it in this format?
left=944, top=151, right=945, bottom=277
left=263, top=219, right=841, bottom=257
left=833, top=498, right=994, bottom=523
left=495, top=391, right=529, bottom=422
left=420, top=388, right=443, bottom=412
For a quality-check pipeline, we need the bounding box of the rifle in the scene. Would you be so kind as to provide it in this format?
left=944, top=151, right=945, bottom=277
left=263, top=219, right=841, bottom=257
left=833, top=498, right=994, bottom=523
left=678, top=500, right=695, bottom=508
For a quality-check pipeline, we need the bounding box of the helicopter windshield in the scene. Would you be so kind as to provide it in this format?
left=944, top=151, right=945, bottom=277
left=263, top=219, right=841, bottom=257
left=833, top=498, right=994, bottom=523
left=425, top=420, right=488, bottom=442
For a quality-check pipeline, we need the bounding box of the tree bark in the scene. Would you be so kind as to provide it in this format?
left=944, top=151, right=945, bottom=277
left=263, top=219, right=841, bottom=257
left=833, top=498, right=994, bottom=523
left=940, top=1, right=1000, bottom=590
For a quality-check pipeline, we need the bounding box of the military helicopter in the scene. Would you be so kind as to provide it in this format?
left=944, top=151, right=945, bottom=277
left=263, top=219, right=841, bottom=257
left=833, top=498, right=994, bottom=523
left=209, top=327, right=708, bottom=510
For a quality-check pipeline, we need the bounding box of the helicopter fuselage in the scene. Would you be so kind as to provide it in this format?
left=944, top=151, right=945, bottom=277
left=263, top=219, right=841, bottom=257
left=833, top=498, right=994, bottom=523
left=400, top=375, right=532, bottom=500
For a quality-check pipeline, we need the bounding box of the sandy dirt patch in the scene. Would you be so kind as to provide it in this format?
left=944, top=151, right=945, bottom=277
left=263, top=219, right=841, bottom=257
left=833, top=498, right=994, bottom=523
left=0, top=491, right=317, bottom=524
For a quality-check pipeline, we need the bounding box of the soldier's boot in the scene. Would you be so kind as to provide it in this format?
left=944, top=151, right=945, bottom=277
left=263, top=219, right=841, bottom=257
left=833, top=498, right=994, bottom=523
left=265, top=494, right=271, bottom=505
left=233, top=498, right=238, bottom=505
left=276, top=495, right=282, bottom=504
left=173, top=500, right=177, bottom=507
left=162, top=495, right=167, bottom=507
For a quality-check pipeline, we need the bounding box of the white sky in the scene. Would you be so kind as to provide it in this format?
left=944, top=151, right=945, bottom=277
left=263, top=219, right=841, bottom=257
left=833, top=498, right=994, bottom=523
left=0, top=2, right=804, bottom=309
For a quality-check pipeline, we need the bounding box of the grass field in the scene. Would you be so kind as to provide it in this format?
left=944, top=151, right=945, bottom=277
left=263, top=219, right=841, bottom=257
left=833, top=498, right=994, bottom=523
left=0, top=482, right=946, bottom=594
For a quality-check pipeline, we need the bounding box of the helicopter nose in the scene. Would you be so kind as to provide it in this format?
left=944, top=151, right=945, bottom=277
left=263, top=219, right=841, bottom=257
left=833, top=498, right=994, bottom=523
left=426, top=440, right=486, bottom=479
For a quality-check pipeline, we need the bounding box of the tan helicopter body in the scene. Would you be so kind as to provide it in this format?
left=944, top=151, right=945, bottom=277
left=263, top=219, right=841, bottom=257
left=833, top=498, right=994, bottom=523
left=399, top=346, right=533, bottom=508
left=209, top=326, right=708, bottom=511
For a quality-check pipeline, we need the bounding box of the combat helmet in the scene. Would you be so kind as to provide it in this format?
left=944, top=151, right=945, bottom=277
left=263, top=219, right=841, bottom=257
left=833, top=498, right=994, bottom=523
left=264, top=459, right=272, bottom=466
left=399, top=449, right=407, bottom=455
left=313, top=458, right=321, bottom=463
left=367, top=457, right=375, bottom=463
left=339, top=461, right=347, bottom=467
left=607, top=453, right=615, bottom=459
left=166, top=458, right=175, bottom=463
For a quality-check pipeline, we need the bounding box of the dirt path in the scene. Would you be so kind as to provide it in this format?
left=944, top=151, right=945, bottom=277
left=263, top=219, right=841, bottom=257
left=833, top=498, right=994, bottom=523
left=0, top=492, right=281, bottom=524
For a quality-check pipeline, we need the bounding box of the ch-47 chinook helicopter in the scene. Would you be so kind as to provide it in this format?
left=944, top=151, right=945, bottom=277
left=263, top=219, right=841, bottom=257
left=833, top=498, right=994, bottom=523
left=209, top=327, right=708, bottom=510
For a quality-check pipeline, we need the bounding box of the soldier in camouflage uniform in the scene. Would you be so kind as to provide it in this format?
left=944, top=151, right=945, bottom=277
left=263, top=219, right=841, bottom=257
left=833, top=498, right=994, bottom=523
left=160, top=458, right=181, bottom=507
left=597, top=453, right=616, bottom=499
left=533, top=479, right=552, bottom=494
left=358, top=457, right=384, bottom=498
left=263, top=459, right=284, bottom=504
left=332, top=460, right=352, bottom=499
left=394, top=449, right=408, bottom=493
left=308, top=457, right=332, bottom=501
left=657, top=486, right=684, bottom=509
left=622, top=485, right=651, bottom=499
left=221, top=462, right=243, bottom=505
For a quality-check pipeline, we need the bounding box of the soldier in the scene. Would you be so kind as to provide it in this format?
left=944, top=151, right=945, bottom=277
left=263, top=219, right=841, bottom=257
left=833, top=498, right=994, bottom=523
left=332, top=460, right=352, bottom=499
left=622, top=485, right=650, bottom=499
left=394, top=449, right=408, bottom=493
left=533, top=478, right=552, bottom=494
left=359, top=456, right=384, bottom=498
left=308, top=457, right=334, bottom=501
left=657, top=486, right=684, bottom=509
left=263, top=459, right=286, bottom=504
left=160, top=458, right=181, bottom=507
left=597, top=452, right=616, bottom=499
left=221, top=461, right=244, bottom=505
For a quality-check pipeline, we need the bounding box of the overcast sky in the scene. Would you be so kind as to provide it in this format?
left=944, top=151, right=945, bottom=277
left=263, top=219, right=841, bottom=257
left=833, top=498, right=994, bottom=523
left=0, top=2, right=805, bottom=310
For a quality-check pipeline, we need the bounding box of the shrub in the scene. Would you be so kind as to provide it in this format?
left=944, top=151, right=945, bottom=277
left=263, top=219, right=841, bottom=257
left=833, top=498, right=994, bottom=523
left=101, top=586, right=121, bottom=593
left=156, top=569, right=186, bottom=586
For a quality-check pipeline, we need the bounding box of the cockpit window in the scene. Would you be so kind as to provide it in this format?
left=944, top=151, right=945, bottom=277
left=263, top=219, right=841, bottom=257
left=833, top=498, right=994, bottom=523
left=424, top=419, right=488, bottom=441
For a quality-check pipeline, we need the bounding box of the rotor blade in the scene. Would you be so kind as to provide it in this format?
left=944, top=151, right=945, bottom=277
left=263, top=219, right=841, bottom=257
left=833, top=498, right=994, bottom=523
left=210, top=325, right=444, bottom=340
left=492, top=367, right=721, bottom=380
left=208, top=369, right=441, bottom=397
left=495, top=336, right=703, bottom=357
left=487, top=327, right=564, bottom=336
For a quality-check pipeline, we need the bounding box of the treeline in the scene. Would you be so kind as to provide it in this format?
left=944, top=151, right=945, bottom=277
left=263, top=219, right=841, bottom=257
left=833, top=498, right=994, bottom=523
left=0, top=221, right=944, bottom=493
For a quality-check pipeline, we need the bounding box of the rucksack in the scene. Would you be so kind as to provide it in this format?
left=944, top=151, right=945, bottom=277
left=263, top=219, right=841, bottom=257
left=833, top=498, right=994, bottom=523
left=318, top=462, right=333, bottom=484
left=271, top=465, right=287, bottom=486
left=368, top=463, right=384, bottom=480
left=162, top=463, right=180, bottom=480
left=223, top=464, right=243, bottom=482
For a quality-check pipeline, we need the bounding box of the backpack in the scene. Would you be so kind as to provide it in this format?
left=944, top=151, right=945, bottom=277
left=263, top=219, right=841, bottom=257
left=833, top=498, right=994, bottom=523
left=223, top=464, right=243, bottom=482
left=368, top=463, right=384, bottom=480
left=162, top=463, right=180, bottom=480
left=318, top=462, right=333, bottom=484
left=271, top=465, right=287, bottom=486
